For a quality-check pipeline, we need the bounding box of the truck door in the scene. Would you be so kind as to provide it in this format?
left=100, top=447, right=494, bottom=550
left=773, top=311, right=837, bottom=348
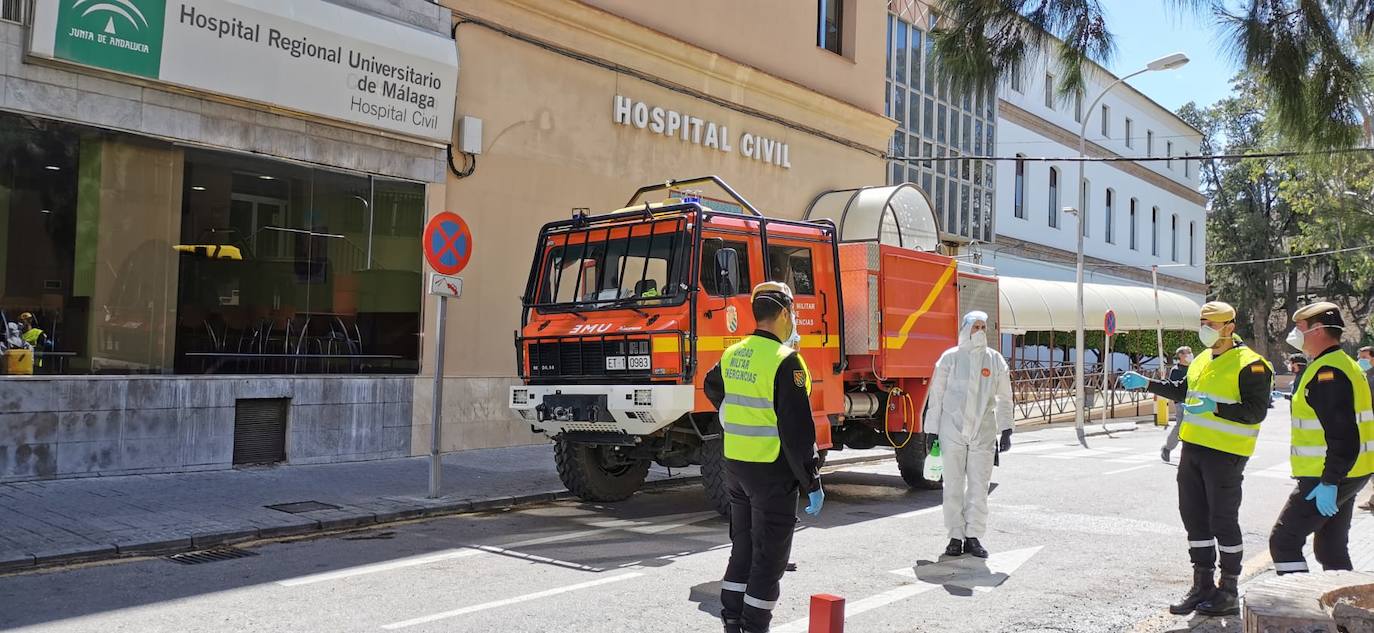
left=695, top=233, right=759, bottom=410
left=763, top=231, right=841, bottom=419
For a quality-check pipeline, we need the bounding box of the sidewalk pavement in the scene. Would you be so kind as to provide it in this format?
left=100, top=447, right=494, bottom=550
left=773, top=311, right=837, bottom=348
left=0, top=442, right=896, bottom=574
left=0, top=411, right=1149, bottom=575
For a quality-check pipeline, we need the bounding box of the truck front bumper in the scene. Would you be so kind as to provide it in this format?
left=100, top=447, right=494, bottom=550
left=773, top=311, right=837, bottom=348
left=509, top=384, right=695, bottom=437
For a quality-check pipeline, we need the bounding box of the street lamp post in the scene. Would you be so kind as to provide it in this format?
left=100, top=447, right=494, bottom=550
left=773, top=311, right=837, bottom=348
left=1072, top=52, right=1190, bottom=447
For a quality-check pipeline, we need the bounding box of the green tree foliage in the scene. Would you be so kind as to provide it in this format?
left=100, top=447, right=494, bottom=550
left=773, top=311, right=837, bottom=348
left=931, top=0, right=1374, bottom=148
left=1182, top=79, right=1374, bottom=353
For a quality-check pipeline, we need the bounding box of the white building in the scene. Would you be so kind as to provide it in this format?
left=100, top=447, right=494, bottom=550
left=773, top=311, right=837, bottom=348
left=988, top=57, right=1207, bottom=303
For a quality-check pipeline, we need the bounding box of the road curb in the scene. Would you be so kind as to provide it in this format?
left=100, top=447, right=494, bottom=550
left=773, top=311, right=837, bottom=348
left=6, top=451, right=899, bottom=575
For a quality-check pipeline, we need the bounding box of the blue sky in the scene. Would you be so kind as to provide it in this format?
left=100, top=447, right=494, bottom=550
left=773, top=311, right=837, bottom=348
left=1100, top=3, right=1237, bottom=113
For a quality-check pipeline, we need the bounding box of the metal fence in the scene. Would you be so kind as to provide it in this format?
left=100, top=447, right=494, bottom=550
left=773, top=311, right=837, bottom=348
left=1008, top=360, right=1155, bottom=423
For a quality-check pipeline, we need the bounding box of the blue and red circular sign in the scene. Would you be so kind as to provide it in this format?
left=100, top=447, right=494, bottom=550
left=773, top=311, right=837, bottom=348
left=1104, top=310, right=1117, bottom=337
left=424, top=212, right=473, bottom=275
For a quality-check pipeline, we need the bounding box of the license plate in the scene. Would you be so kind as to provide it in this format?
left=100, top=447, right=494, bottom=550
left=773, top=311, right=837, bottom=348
left=628, top=355, right=651, bottom=370
left=606, top=356, right=626, bottom=371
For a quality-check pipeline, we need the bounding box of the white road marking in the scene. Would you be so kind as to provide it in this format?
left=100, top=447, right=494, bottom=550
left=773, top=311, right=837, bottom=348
left=1103, top=464, right=1154, bottom=476
left=893, top=505, right=944, bottom=519
left=472, top=545, right=605, bottom=572
left=379, top=572, right=643, bottom=629
left=774, top=547, right=1042, bottom=632
left=276, top=549, right=484, bottom=586
left=276, top=511, right=713, bottom=587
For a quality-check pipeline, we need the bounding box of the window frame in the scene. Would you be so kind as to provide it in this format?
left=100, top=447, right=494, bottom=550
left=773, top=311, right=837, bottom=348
left=1044, top=73, right=1055, bottom=109
left=1151, top=206, right=1160, bottom=256
left=1170, top=214, right=1179, bottom=261
left=817, top=0, right=844, bottom=55
left=1048, top=166, right=1060, bottom=228
left=1104, top=188, right=1115, bottom=244
left=1124, top=118, right=1134, bottom=148
left=1074, top=90, right=1083, bottom=123
left=1129, top=198, right=1139, bottom=250
left=1147, top=130, right=1154, bottom=157
left=1166, top=141, right=1174, bottom=170
left=767, top=243, right=818, bottom=296
left=1188, top=221, right=1196, bottom=266
left=0, top=0, right=24, bottom=24
left=1100, top=105, right=1111, bottom=137
left=1013, top=154, right=1026, bottom=219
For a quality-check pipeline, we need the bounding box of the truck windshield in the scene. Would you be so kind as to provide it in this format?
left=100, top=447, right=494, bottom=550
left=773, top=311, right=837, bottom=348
left=534, top=220, right=688, bottom=311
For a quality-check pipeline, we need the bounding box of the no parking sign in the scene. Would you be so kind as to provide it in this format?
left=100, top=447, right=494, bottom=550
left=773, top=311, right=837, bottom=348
left=423, top=212, right=473, bottom=276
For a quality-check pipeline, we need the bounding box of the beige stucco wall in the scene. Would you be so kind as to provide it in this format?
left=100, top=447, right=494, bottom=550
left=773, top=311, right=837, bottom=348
left=412, top=0, right=893, bottom=453
left=579, top=0, right=885, bottom=114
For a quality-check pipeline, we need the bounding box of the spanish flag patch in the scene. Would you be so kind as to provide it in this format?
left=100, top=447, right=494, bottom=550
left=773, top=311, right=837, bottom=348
left=1317, top=370, right=1336, bottom=382
left=1250, top=364, right=1266, bottom=374
left=794, top=370, right=806, bottom=388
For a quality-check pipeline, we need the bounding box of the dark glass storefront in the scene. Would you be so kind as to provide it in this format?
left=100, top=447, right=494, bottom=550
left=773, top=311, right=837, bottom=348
left=0, top=112, right=424, bottom=375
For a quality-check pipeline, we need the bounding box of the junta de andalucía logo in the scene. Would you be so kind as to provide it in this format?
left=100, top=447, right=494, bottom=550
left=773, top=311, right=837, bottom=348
left=54, top=0, right=167, bottom=79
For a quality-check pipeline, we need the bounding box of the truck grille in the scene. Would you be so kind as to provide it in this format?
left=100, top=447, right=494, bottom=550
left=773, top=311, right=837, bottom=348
left=518, top=332, right=686, bottom=382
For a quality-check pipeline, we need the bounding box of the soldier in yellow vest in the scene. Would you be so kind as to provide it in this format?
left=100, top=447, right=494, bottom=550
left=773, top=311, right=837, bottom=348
left=1121, top=301, right=1273, bottom=617
left=1268, top=302, right=1374, bottom=575
left=18, top=313, right=46, bottom=369
left=704, top=281, right=821, bottom=633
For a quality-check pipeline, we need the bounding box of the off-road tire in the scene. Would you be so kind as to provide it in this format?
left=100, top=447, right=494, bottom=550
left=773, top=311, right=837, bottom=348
left=700, top=436, right=730, bottom=516
left=895, top=434, right=943, bottom=490
left=554, top=440, right=650, bottom=502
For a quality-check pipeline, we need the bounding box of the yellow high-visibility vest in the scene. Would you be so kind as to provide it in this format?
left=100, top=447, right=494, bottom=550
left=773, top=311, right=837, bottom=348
left=1290, top=351, right=1374, bottom=478
left=719, top=336, right=807, bottom=462
left=1179, top=346, right=1272, bottom=456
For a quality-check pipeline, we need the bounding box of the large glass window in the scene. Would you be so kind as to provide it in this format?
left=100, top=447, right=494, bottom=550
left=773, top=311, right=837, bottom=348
left=0, top=111, right=426, bottom=376
left=536, top=221, right=687, bottom=309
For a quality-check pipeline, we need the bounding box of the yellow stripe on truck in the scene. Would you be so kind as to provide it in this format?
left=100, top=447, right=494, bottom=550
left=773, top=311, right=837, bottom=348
left=695, top=335, right=839, bottom=353
left=883, top=261, right=957, bottom=350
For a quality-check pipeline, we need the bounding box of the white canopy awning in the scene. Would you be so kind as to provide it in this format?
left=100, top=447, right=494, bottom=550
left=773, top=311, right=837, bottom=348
left=998, top=276, right=1201, bottom=335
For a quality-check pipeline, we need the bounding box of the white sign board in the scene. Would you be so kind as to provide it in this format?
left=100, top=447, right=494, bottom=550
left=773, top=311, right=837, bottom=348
left=28, top=0, right=458, bottom=143
left=429, top=273, right=463, bottom=298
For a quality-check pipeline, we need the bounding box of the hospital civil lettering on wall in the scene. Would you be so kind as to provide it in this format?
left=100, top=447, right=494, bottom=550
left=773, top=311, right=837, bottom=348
left=613, top=95, right=794, bottom=169
left=34, top=0, right=458, bottom=142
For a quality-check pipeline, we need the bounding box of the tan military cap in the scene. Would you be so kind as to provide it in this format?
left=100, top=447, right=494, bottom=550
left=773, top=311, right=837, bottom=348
left=1293, top=301, right=1344, bottom=327
left=751, top=281, right=794, bottom=302
left=1200, top=301, right=1236, bottom=323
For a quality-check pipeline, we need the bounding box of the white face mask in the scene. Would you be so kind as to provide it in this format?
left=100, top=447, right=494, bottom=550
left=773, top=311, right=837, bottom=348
left=1359, top=358, right=1372, bottom=372
left=1198, top=325, right=1221, bottom=348
left=1285, top=327, right=1306, bottom=351
left=969, top=330, right=988, bottom=348
left=783, top=311, right=800, bottom=348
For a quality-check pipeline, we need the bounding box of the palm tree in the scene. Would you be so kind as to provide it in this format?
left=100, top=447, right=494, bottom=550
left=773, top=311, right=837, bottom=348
left=931, top=0, right=1374, bottom=148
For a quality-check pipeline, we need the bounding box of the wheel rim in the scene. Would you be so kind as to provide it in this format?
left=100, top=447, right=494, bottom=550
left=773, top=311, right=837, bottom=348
left=595, top=446, right=634, bottom=477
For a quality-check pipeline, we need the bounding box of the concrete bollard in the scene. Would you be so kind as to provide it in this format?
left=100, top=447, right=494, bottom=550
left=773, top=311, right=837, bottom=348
left=809, top=594, right=844, bottom=633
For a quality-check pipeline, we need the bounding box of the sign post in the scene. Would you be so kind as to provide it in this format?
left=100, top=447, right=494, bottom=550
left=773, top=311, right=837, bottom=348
left=422, top=212, right=472, bottom=498
left=1102, top=310, right=1117, bottom=425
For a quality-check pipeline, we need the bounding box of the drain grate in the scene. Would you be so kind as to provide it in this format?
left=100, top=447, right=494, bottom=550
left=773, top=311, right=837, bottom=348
left=166, top=547, right=259, bottom=565
left=266, top=501, right=340, bottom=514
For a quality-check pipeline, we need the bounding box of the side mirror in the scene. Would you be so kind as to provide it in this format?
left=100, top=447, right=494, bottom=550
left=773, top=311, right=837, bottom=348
left=715, top=247, right=740, bottom=297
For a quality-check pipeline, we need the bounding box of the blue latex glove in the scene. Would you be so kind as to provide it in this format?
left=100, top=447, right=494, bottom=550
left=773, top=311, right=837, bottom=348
left=1120, top=371, right=1149, bottom=390
left=1306, top=483, right=1339, bottom=517
left=1271, top=390, right=1289, bottom=401
left=1183, top=396, right=1218, bottom=415
left=804, top=486, right=824, bottom=516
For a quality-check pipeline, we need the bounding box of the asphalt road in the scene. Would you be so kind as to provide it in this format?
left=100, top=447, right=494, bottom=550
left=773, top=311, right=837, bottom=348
left=0, top=407, right=1348, bottom=633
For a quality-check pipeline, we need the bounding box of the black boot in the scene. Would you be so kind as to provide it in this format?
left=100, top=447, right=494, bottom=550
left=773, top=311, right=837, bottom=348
left=1196, top=574, right=1240, bottom=617
left=944, top=538, right=963, bottom=557
left=1168, top=567, right=1215, bottom=615
left=722, top=617, right=743, bottom=633
left=964, top=538, right=989, bottom=558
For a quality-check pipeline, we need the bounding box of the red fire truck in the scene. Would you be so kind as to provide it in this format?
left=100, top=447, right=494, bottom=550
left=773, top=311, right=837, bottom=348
left=509, top=177, right=998, bottom=514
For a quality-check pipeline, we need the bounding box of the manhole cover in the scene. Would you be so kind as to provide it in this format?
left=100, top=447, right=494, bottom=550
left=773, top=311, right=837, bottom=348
left=266, top=501, right=340, bottom=514
left=166, top=547, right=259, bottom=565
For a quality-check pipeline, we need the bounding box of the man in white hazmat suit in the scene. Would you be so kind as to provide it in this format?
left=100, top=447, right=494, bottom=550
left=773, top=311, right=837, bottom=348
left=924, top=310, right=1015, bottom=558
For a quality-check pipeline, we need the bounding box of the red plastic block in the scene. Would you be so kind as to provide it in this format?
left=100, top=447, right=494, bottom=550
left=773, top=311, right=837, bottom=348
left=809, top=593, right=845, bottom=633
